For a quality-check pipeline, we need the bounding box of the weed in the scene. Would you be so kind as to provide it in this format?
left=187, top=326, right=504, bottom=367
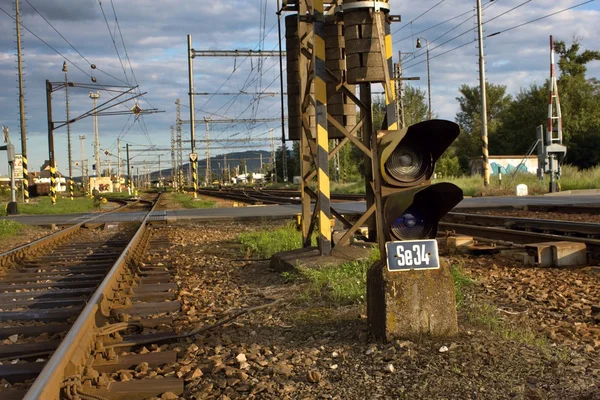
left=238, top=222, right=303, bottom=258
left=1, top=196, right=95, bottom=216
left=166, top=193, right=216, bottom=209
left=450, top=263, right=473, bottom=308
left=0, top=220, right=23, bottom=239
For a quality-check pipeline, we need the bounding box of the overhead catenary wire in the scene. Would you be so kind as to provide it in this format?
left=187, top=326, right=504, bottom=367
left=392, top=0, right=448, bottom=35
left=402, top=0, right=596, bottom=71
left=22, top=0, right=128, bottom=85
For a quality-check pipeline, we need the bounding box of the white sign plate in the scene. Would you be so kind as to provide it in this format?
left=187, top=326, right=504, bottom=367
left=385, top=239, right=440, bottom=272
left=13, top=154, right=23, bottom=179
left=189, top=153, right=198, bottom=162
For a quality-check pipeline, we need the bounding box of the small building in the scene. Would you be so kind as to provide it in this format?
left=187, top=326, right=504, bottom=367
left=469, top=155, right=538, bottom=176
left=37, top=160, right=66, bottom=192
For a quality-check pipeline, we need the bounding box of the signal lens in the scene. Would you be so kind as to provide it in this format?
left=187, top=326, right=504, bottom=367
left=385, top=144, right=431, bottom=184
left=390, top=209, right=435, bottom=240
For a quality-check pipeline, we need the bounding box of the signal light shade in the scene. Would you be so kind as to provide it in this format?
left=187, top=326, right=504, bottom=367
left=383, top=182, right=463, bottom=241
left=379, top=120, right=460, bottom=187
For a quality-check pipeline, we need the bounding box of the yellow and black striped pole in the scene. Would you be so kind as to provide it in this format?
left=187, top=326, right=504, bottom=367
left=314, top=0, right=332, bottom=255
left=50, top=166, right=56, bottom=204
left=192, top=159, right=198, bottom=198
left=69, top=178, right=73, bottom=200
left=22, top=156, right=29, bottom=203
left=380, top=10, right=398, bottom=131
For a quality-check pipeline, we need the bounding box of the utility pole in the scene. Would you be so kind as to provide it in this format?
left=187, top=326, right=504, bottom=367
left=117, top=138, right=121, bottom=192
left=175, top=99, right=184, bottom=190
left=158, top=154, right=162, bottom=187
left=170, top=125, right=176, bottom=190
left=79, top=135, right=86, bottom=193
left=126, top=143, right=131, bottom=194
left=89, top=92, right=101, bottom=184
left=63, top=61, right=73, bottom=200
left=276, top=0, right=288, bottom=183
left=204, top=117, right=211, bottom=185
left=16, top=0, right=29, bottom=203
left=270, top=128, right=277, bottom=183
left=476, top=0, right=490, bottom=186
left=187, top=35, right=198, bottom=197
left=46, top=80, right=57, bottom=205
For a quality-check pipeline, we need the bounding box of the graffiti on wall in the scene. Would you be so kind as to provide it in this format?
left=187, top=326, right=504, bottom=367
left=490, top=162, right=529, bottom=175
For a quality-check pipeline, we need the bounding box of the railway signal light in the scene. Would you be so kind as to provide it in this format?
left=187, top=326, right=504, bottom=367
left=377, top=119, right=463, bottom=242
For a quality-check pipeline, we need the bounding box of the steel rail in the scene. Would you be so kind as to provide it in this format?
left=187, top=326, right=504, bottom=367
left=439, top=221, right=600, bottom=255
left=24, top=193, right=162, bottom=400
left=0, top=198, right=145, bottom=268
left=444, top=212, right=600, bottom=237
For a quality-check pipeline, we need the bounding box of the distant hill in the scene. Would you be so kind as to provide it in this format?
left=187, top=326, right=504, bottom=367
left=147, top=150, right=272, bottom=181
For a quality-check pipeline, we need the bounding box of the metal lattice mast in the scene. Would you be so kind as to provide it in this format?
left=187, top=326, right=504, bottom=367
left=89, top=92, right=101, bottom=180
left=79, top=135, right=86, bottom=193
left=170, top=125, right=176, bottom=189
left=548, top=35, right=563, bottom=145
left=270, top=128, right=276, bottom=183
left=204, top=118, right=211, bottom=185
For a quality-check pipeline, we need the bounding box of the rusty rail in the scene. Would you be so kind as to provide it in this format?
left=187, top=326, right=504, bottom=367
left=23, top=193, right=162, bottom=400
left=0, top=198, right=147, bottom=268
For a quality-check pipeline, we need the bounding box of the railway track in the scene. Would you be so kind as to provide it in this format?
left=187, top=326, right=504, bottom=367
left=440, top=211, right=600, bottom=258
left=0, top=192, right=186, bottom=399
left=197, top=187, right=365, bottom=205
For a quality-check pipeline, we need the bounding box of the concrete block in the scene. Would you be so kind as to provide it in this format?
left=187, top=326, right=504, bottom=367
left=270, top=245, right=374, bottom=273
left=447, top=235, right=474, bottom=254
left=516, top=184, right=528, bottom=196
left=524, top=241, right=587, bottom=267
left=367, top=259, right=458, bottom=341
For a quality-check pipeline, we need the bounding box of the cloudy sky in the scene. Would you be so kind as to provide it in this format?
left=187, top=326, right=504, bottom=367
left=0, top=0, right=598, bottom=177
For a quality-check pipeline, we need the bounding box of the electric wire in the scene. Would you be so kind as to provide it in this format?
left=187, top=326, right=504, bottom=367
left=22, top=0, right=127, bottom=85
left=402, top=0, right=596, bottom=71
left=392, top=0, right=448, bottom=35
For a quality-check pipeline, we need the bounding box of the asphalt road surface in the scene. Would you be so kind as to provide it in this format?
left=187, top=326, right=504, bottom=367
left=2, top=193, right=599, bottom=225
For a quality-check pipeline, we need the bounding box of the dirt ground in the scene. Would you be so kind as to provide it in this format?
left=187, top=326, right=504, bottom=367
left=158, top=221, right=599, bottom=400
left=0, top=226, right=53, bottom=253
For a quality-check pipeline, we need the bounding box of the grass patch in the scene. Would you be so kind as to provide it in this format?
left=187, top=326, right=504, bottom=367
left=466, top=302, right=550, bottom=348
left=450, top=263, right=473, bottom=308
left=1, top=196, right=96, bottom=216
left=0, top=220, right=24, bottom=239
left=299, top=258, right=370, bottom=305
left=239, top=222, right=303, bottom=258
left=166, top=193, right=216, bottom=209
left=292, top=249, right=380, bottom=306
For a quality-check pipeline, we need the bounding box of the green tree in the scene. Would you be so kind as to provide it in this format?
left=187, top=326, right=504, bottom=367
left=453, top=82, right=512, bottom=171
left=495, top=83, right=548, bottom=155
left=554, top=39, right=600, bottom=79
left=275, top=143, right=299, bottom=182
left=401, top=84, right=429, bottom=127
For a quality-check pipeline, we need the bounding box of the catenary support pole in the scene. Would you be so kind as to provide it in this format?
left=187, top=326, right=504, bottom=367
left=476, top=0, right=490, bottom=186
left=187, top=35, right=198, bottom=197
